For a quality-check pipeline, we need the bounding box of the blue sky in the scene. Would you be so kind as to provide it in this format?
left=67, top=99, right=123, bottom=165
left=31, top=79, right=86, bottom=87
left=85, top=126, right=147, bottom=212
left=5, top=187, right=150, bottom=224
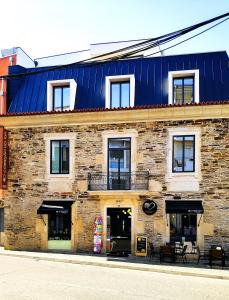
left=1, top=0, right=228, bottom=58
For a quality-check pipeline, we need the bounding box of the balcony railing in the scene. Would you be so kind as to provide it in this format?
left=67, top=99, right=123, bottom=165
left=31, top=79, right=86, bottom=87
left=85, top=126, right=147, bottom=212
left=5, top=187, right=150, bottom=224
left=88, top=172, right=149, bottom=191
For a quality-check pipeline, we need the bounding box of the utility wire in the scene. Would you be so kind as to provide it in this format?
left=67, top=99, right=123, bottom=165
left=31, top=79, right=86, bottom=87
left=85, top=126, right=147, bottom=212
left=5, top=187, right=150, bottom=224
left=104, top=15, right=229, bottom=59
left=144, top=16, right=229, bottom=57
left=1, top=12, right=228, bottom=80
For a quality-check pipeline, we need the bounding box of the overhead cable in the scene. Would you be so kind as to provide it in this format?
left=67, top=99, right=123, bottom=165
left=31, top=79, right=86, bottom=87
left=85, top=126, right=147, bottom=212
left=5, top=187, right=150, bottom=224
left=1, top=12, right=228, bottom=80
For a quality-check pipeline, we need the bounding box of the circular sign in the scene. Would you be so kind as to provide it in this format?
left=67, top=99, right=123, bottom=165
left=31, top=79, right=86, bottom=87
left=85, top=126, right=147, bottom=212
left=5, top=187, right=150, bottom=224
left=142, top=200, right=157, bottom=215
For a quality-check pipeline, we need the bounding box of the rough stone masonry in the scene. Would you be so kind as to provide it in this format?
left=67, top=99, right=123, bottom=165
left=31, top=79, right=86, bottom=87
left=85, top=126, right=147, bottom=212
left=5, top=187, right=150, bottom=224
left=3, top=118, right=229, bottom=252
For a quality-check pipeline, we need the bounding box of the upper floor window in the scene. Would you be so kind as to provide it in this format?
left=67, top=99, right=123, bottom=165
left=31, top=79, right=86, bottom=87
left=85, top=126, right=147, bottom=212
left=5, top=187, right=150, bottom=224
left=53, top=86, right=70, bottom=111
left=50, top=140, right=69, bottom=174
left=166, top=128, right=201, bottom=192
left=173, top=77, right=194, bottom=105
left=168, top=70, right=199, bottom=105
left=110, top=81, right=130, bottom=108
left=172, top=135, right=195, bottom=173
left=47, top=79, right=77, bottom=112
left=44, top=133, right=76, bottom=183
left=105, top=75, right=135, bottom=109
left=108, top=137, right=131, bottom=190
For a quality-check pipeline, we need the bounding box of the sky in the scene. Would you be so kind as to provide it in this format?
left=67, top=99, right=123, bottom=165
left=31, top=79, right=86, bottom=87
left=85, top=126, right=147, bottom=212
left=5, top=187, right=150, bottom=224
left=0, top=0, right=228, bottom=59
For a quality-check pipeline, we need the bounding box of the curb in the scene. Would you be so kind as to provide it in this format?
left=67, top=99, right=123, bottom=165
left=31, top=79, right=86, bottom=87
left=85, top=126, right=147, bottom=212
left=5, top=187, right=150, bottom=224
left=0, top=252, right=228, bottom=281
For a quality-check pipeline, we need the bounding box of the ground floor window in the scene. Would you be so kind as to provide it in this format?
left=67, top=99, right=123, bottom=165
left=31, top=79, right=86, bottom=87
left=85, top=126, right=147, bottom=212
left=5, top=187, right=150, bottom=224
left=0, top=208, right=3, bottom=232
left=48, top=211, right=71, bottom=241
left=170, top=213, right=197, bottom=243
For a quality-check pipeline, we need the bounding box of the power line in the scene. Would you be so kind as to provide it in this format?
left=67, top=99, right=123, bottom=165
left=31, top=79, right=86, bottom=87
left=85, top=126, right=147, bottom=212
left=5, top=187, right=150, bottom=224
left=1, top=12, right=228, bottom=80
left=107, top=15, right=229, bottom=59
left=144, top=16, right=229, bottom=58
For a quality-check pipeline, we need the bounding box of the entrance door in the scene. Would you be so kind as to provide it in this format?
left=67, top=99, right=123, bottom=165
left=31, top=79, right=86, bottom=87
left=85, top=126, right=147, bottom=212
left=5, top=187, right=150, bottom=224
left=107, top=208, right=132, bottom=255
left=48, top=208, right=71, bottom=250
left=108, top=138, right=131, bottom=190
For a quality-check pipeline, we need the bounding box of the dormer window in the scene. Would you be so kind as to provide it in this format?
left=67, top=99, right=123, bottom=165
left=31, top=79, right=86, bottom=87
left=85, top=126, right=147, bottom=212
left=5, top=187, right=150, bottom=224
left=110, top=81, right=130, bottom=108
left=47, top=79, right=77, bottom=112
left=53, top=85, right=70, bottom=111
left=168, top=70, right=199, bottom=105
left=105, top=75, right=135, bottom=109
left=173, top=77, right=194, bottom=105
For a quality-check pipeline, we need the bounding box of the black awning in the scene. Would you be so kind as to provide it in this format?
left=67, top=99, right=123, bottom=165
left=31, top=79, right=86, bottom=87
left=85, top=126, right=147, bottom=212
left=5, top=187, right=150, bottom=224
left=37, top=200, right=74, bottom=214
left=166, top=200, right=204, bottom=214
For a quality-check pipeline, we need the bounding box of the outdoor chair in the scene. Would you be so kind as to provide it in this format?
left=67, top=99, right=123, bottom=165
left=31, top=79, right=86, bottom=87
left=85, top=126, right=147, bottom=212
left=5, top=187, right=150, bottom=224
left=196, top=246, right=201, bottom=264
left=149, top=243, right=154, bottom=259
left=191, top=241, right=196, bottom=253
left=160, top=245, right=175, bottom=263
left=175, top=244, right=187, bottom=263
left=209, top=248, right=225, bottom=268
left=174, top=242, right=183, bottom=254
left=196, top=246, right=209, bottom=264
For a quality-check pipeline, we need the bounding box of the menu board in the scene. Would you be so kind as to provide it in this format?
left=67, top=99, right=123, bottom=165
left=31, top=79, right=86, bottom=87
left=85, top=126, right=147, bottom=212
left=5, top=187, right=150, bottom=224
left=135, top=236, right=147, bottom=257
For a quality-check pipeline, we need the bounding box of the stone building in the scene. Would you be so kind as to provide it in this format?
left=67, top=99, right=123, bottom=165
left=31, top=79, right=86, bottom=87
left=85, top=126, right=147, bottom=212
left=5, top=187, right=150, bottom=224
left=0, top=44, right=228, bottom=254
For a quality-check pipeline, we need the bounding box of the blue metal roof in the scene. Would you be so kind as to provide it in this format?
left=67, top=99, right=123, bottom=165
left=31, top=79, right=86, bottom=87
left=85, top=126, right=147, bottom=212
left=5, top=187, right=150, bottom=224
left=7, top=51, right=229, bottom=113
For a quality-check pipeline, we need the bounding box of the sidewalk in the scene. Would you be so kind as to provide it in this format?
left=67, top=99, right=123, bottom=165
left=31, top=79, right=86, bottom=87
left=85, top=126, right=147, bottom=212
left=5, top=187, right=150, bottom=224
left=0, top=248, right=228, bottom=280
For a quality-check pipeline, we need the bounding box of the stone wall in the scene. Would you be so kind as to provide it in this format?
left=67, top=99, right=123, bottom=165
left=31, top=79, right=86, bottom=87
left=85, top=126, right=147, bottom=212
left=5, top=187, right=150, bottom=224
left=3, top=118, right=229, bottom=251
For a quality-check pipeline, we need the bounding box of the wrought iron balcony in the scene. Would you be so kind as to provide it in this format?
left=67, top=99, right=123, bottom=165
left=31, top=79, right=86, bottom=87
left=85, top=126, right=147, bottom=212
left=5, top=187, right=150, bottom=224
left=88, top=172, right=149, bottom=191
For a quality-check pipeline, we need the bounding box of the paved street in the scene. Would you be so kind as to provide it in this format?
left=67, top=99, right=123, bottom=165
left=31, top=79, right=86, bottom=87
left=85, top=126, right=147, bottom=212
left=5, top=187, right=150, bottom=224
left=0, top=256, right=228, bottom=300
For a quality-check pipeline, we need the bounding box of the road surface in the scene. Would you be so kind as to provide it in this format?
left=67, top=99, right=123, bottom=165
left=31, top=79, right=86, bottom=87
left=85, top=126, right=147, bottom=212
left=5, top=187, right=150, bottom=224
left=0, top=256, right=228, bottom=299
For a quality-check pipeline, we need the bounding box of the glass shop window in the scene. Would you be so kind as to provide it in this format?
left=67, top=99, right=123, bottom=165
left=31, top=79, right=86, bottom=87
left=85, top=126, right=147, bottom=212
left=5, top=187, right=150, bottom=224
left=170, top=213, right=197, bottom=242
left=0, top=208, right=4, bottom=232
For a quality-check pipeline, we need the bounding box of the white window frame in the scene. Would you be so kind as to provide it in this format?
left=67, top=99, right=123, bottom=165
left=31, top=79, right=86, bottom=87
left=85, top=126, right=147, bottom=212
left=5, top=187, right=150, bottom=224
left=44, top=133, right=76, bottom=181
left=168, top=70, right=199, bottom=105
left=166, top=128, right=201, bottom=192
left=105, top=75, right=135, bottom=109
left=47, top=79, right=77, bottom=112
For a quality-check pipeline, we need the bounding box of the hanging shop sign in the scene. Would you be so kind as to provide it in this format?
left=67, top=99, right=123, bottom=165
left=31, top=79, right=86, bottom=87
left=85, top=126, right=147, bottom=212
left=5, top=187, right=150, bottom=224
left=142, top=200, right=157, bottom=215
left=93, top=215, right=103, bottom=254
left=0, top=127, right=8, bottom=190
left=135, top=236, right=147, bottom=257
